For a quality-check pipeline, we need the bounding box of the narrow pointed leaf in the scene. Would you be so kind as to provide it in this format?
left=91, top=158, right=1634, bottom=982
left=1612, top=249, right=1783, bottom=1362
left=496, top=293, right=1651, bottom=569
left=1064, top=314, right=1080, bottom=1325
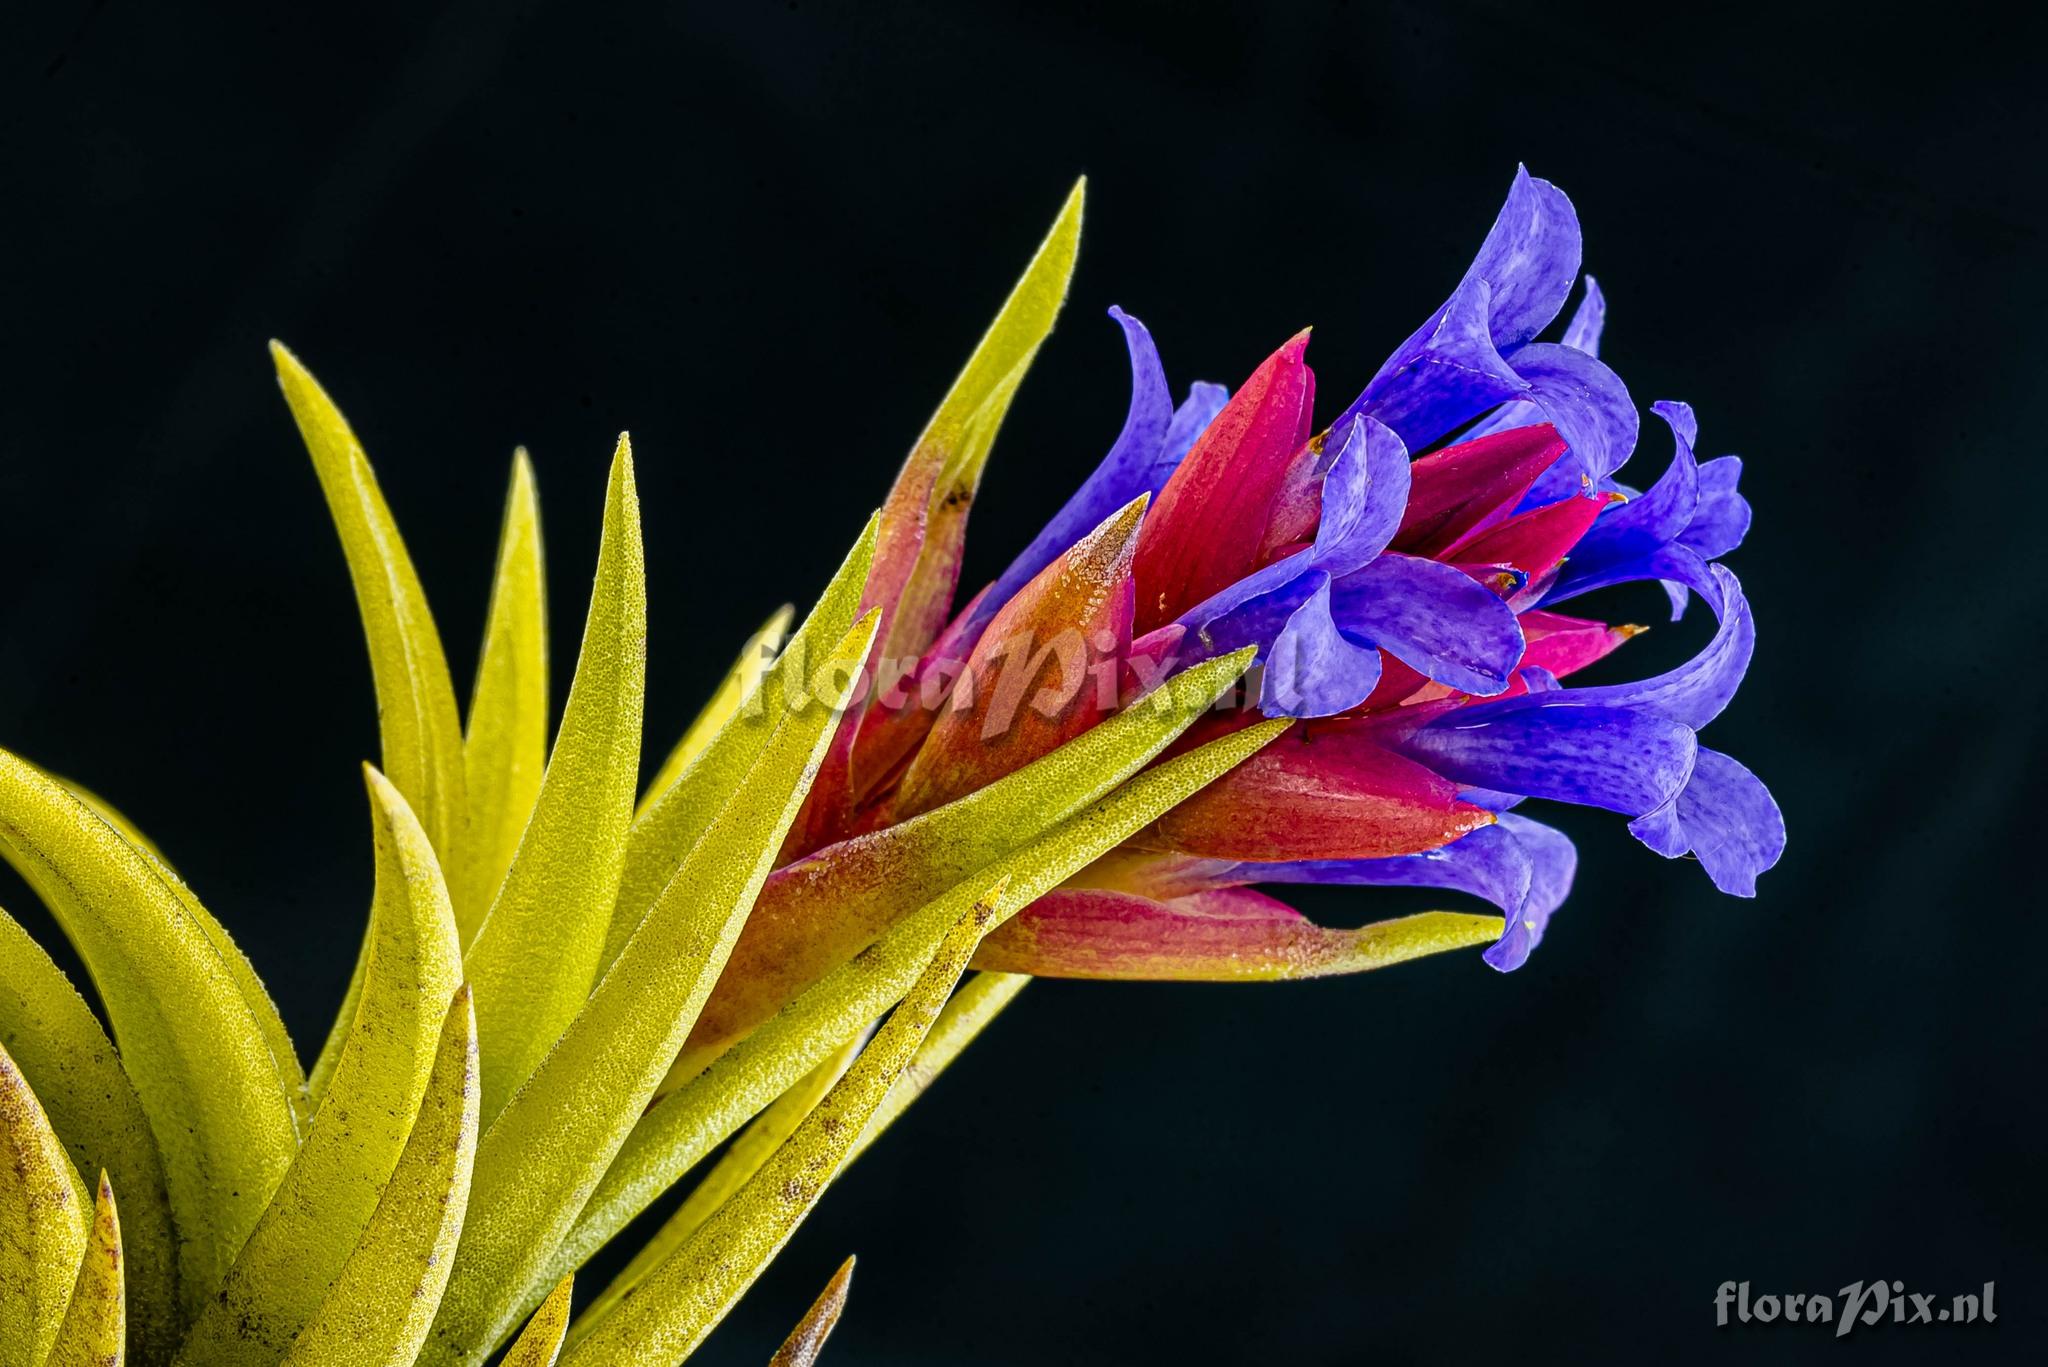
left=0, top=1042, right=89, bottom=1367
left=769, top=1257, right=855, bottom=1367
left=465, top=437, right=647, bottom=1124
left=282, top=987, right=478, bottom=1367
left=433, top=613, right=879, bottom=1362
left=501, top=1276, right=574, bottom=1367
left=639, top=605, right=794, bottom=818
left=548, top=704, right=1285, bottom=1283
left=843, top=970, right=1027, bottom=1166
left=977, top=888, right=1503, bottom=978
left=456, top=448, right=549, bottom=941
left=44, top=1174, right=124, bottom=1367
left=0, top=750, right=299, bottom=1305
left=670, top=648, right=1261, bottom=1079
left=574, top=1034, right=868, bottom=1346
left=793, top=181, right=1086, bottom=853
left=0, top=911, right=177, bottom=1358
left=559, top=895, right=1002, bottom=1365
left=271, top=341, right=467, bottom=860
left=180, top=767, right=463, bottom=1364
left=604, top=515, right=878, bottom=975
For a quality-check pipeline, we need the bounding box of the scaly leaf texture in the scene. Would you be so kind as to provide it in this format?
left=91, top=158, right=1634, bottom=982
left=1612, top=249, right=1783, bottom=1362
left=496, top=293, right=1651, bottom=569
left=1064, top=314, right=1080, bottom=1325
left=667, top=649, right=1259, bottom=1082
left=0, top=910, right=177, bottom=1360
left=428, top=612, right=880, bottom=1365
left=793, top=180, right=1086, bottom=851
left=767, top=1257, right=855, bottom=1367
left=44, top=1174, right=124, bottom=1367
left=558, top=894, right=1004, bottom=1365
left=579, top=972, right=1020, bottom=1346
left=41, top=765, right=308, bottom=1134
left=280, top=987, right=478, bottom=1367
left=546, top=695, right=1284, bottom=1284
left=0, top=751, right=299, bottom=1309
left=271, top=341, right=467, bottom=861
left=0, top=1042, right=89, bottom=1367
left=178, top=768, right=463, bottom=1364
left=464, top=437, right=647, bottom=1125
left=455, top=449, right=549, bottom=943
left=572, top=1034, right=870, bottom=1345
left=499, top=1276, right=573, bottom=1367
left=638, top=605, right=794, bottom=819
left=603, top=515, right=879, bottom=977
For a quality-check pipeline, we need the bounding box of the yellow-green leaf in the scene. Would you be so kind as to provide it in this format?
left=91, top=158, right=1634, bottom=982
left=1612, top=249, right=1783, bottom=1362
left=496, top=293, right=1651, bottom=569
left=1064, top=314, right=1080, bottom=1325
left=603, top=514, right=878, bottom=976
left=666, top=650, right=1260, bottom=1082
left=548, top=694, right=1284, bottom=1283
left=0, top=1041, right=89, bottom=1367
left=271, top=341, right=467, bottom=862
left=179, top=767, right=463, bottom=1364
left=573, top=1032, right=869, bottom=1345
left=431, top=611, right=879, bottom=1364
left=768, top=1256, right=855, bottom=1367
left=0, top=909, right=177, bottom=1359
left=0, top=750, right=299, bottom=1307
left=501, top=1275, right=574, bottom=1367
left=43, top=1173, right=124, bottom=1367
left=638, top=604, right=793, bottom=819
left=559, top=893, right=1002, bottom=1365
left=845, top=969, right=1027, bottom=1167
left=455, top=448, right=550, bottom=942
left=283, top=986, right=478, bottom=1367
left=463, top=437, right=646, bottom=1124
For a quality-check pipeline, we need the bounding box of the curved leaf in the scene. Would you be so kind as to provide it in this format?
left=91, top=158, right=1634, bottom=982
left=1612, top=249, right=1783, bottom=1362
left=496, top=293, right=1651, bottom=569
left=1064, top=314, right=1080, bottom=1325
left=432, top=612, right=878, bottom=1363
left=0, top=1041, right=89, bottom=1367
left=547, top=701, right=1285, bottom=1284
left=0, top=750, right=299, bottom=1306
left=0, top=909, right=177, bottom=1357
left=638, top=605, right=793, bottom=819
left=464, top=437, right=646, bottom=1124
left=43, top=1173, right=124, bottom=1367
left=769, top=1257, right=855, bottom=1367
left=844, top=969, right=1027, bottom=1166
left=604, top=515, right=878, bottom=977
left=558, top=893, right=1002, bottom=1364
left=282, top=986, right=478, bottom=1367
left=179, top=767, right=463, bottom=1363
left=501, top=1275, right=574, bottom=1367
left=271, top=341, right=467, bottom=862
left=455, top=448, right=550, bottom=942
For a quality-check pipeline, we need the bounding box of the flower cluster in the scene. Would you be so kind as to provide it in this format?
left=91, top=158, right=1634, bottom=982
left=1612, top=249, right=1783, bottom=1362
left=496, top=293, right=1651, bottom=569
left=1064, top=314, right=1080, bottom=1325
left=683, top=168, right=1781, bottom=1065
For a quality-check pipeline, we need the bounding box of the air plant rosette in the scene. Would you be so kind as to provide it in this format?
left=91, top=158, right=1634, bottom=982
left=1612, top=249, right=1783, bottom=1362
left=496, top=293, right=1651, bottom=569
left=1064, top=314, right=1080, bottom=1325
left=0, top=167, right=1782, bottom=1364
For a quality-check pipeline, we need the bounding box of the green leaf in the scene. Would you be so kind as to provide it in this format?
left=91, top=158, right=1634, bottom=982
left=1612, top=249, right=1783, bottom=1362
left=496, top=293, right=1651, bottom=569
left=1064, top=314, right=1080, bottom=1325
left=463, top=437, right=647, bottom=1124
left=0, top=750, right=300, bottom=1307
left=638, top=604, right=793, bottom=819
left=429, top=611, right=879, bottom=1364
left=42, top=1173, right=124, bottom=1367
left=0, top=909, right=178, bottom=1357
left=546, top=690, right=1284, bottom=1284
left=455, top=448, right=550, bottom=943
left=0, top=1042, right=89, bottom=1367
left=768, top=1256, right=855, bottom=1367
left=603, top=514, right=879, bottom=977
left=178, top=767, right=463, bottom=1364
left=666, top=650, right=1260, bottom=1082
left=843, top=970, right=1027, bottom=1167
left=571, top=1033, right=868, bottom=1346
left=282, top=986, right=478, bottom=1367
left=500, top=1276, right=574, bottom=1367
left=271, top=341, right=467, bottom=863
left=558, top=892, right=1003, bottom=1364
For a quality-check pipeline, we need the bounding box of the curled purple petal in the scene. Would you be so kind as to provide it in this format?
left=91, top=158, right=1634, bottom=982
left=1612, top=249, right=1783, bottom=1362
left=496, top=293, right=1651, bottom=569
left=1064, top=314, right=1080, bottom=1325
left=1627, top=747, right=1784, bottom=895
left=1331, top=553, right=1526, bottom=697
left=1681, top=455, right=1751, bottom=560
left=1338, top=277, right=1531, bottom=453
left=1498, top=342, right=1638, bottom=486
left=1562, top=563, right=1754, bottom=730
left=1455, top=164, right=1584, bottom=349
left=1384, top=698, right=1700, bottom=816
left=1562, top=274, right=1606, bottom=356
left=1312, top=415, right=1411, bottom=577
left=1262, top=578, right=1384, bottom=717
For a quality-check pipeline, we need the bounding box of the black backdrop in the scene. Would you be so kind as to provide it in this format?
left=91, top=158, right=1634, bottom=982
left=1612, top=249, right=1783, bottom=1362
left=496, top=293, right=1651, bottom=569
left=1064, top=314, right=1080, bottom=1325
left=5, top=3, right=2044, bottom=1363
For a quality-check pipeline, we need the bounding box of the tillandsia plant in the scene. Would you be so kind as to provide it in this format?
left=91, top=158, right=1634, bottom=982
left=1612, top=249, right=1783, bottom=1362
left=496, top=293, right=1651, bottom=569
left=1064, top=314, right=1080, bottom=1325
left=0, top=166, right=1782, bottom=1365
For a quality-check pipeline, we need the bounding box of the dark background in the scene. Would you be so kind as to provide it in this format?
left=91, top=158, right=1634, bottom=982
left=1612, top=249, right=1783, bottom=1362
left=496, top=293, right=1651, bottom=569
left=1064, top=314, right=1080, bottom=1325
left=4, top=3, right=2043, bottom=1363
